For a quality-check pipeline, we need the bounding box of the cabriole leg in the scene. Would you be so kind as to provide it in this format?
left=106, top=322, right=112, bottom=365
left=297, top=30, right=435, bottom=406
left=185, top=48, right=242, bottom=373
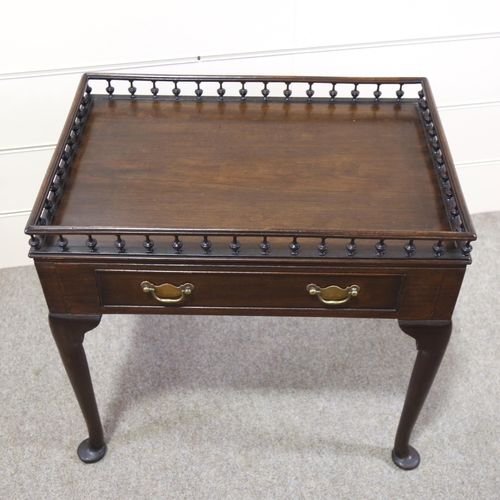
left=392, top=320, right=452, bottom=470
left=48, top=313, right=106, bottom=463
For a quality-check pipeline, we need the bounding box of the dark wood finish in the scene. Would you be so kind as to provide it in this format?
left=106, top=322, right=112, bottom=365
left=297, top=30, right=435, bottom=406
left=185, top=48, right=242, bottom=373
left=52, top=99, right=447, bottom=233
left=48, top=313, right=106, bottom=463
left=34, top=260, right=466, bottom=320
left=27, top=74, right=476, bottom=468
left=96, top=269, right=404, bottom=310
left=26, top=74, right=475, bottom=253
left=393, top=320, right=452, bottom=470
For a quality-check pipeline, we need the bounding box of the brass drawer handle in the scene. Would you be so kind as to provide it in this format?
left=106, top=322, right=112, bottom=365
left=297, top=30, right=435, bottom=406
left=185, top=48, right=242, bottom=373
left=307, top=283, right=360, bottom=305
left=141, top=281, right=194, bottom=304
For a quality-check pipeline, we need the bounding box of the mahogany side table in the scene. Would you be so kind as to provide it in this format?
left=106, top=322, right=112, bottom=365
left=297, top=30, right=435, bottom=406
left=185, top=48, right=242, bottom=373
left=26, top=74, right=476, bottom=469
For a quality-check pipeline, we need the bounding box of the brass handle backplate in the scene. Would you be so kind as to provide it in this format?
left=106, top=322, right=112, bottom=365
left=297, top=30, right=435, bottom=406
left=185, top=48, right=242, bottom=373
left=141, top=281, right=194, bottom=304
left=307, top=283, right=360, bottom=305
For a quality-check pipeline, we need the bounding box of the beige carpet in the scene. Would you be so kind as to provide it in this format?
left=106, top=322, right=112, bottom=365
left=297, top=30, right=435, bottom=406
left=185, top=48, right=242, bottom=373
left=1, top=212, right=499, bottom=499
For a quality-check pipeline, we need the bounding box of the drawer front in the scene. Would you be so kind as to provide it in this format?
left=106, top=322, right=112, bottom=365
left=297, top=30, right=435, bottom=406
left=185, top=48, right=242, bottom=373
left=96, top=269, right=405, bottom=312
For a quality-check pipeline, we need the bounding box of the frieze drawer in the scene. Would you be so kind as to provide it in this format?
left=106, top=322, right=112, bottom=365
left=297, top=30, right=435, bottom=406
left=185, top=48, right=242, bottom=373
left=95, top=269, right=405, bottom=312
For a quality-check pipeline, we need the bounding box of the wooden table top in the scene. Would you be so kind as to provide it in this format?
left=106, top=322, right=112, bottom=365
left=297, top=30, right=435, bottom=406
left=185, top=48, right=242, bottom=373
left=26, top=74, right=476, bottom=260
left=54, top=98, right=448, bottom=234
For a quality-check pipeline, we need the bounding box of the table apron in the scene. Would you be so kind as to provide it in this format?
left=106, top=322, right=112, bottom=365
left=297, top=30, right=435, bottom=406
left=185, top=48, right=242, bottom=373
left=34, top=262, right=466, bottom=321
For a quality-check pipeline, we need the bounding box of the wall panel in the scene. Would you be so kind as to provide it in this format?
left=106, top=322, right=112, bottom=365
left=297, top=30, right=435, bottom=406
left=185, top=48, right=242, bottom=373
left=0, top=75, right=81, bottom=150
left=439, top=105, right=500, bottom=165
left=0, top=213, right=31, bottom=268
left=0, top=148, right=54, bottom=212
left=0, top=0, right=295, bottom=74
left=456, top=162, right=500, bottom=215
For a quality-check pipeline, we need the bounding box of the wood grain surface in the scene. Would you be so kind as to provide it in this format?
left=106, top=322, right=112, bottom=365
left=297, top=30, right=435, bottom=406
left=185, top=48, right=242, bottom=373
left=53, top=98, right=449, bottom=233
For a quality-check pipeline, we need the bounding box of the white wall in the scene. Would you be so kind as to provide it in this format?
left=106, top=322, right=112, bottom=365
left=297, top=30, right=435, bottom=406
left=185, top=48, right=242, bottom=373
left=1, top=0, right=499, bottom=268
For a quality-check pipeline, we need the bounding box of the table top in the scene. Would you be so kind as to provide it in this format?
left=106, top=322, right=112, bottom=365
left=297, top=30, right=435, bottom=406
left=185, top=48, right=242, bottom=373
left=26, top=74, right=476, bottom=262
